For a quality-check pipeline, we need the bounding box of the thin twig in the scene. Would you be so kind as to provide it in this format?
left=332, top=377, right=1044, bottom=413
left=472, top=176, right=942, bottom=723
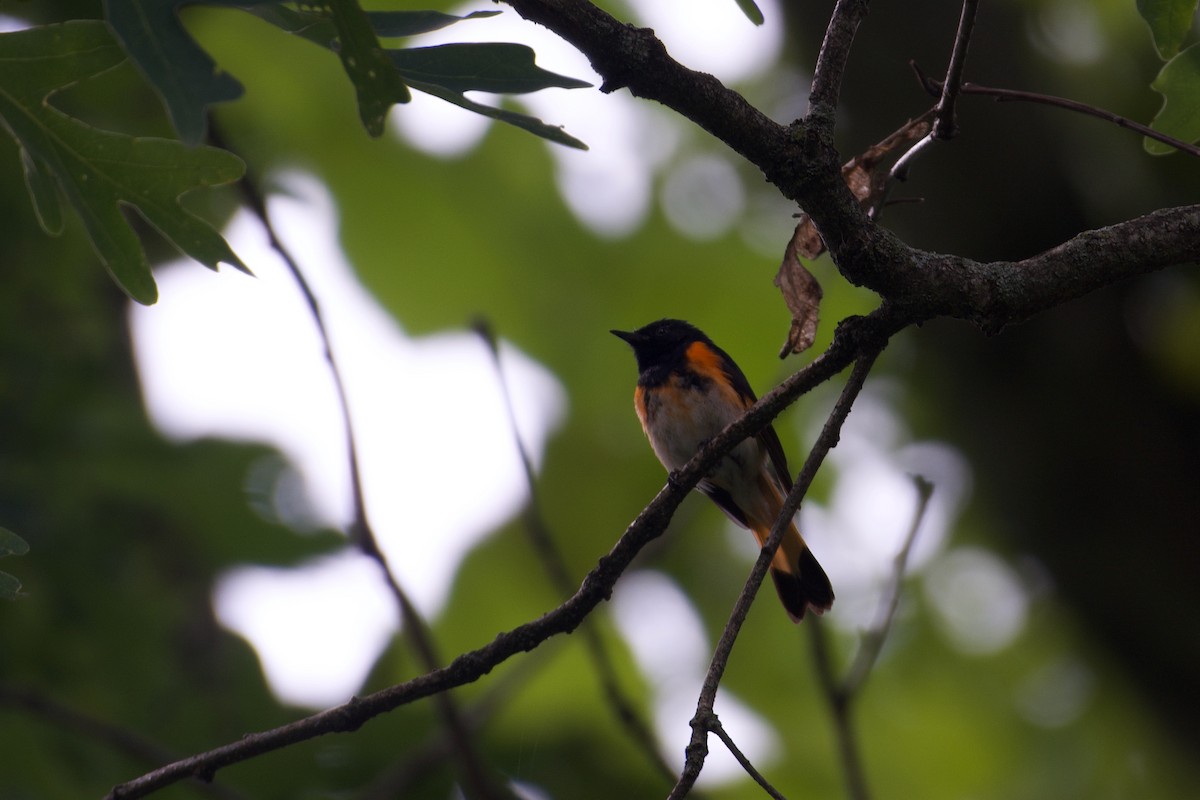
left=471, top=318, right=676, bottom=784
left=807, top=621, right=870, bottom=800
left=206, top=125, right=511, bottom=800
left=933, top=0, right=979, bottom=140
left=913, top=61, right=1200, bottom=158
left=708, top=716, right=788, bottom=800
left=889, top=0, right=979, bottom=185
left=0, top=684, right=247, bottom=800
left=669, top=346, right=886, bottom=800
left=841, top=475, right=933, bottom=696
left=809, top=474, right=935, bottom=800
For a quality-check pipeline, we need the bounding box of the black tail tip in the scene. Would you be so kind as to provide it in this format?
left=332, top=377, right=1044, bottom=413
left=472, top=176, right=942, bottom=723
left=771, top=549, right=834, bottom=623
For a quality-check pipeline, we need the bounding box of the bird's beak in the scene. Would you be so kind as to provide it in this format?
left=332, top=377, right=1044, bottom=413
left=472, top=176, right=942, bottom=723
left=611, top=329, right=636, bottom=344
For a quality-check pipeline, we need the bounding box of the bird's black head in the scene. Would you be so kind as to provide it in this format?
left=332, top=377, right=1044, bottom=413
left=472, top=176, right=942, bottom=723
left=611, top=318, right=709, bottom=374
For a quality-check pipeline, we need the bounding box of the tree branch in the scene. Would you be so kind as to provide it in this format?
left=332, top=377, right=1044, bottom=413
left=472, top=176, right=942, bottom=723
left=807, top=0, right=872, bottom=124
left=104, top=308, right=898, bottom=800
left=809, top=475, right=933, bottom=800
left=500, top=0, right=1200, bottom=334
left=669, top=346, right=886, bottom=799
left=0, top=684, right=246, bottom=800
left=472, top=318, right=676, bottom=785
left=932, top=0, right=979, bottom=139
left=205, top=125, right=511, bottom=800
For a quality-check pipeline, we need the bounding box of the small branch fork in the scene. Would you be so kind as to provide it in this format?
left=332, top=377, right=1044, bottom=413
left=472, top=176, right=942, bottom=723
left=809, top=476, right=934, bottom=800
left=667, top=348, right=883, bottom=800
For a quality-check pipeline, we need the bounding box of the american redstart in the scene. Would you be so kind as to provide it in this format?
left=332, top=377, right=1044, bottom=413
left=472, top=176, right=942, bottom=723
left=613, top=319, right=834, bottom=622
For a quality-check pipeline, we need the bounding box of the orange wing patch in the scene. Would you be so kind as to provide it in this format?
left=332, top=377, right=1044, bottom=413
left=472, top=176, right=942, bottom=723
left=685, top=341, right=747, bottom=410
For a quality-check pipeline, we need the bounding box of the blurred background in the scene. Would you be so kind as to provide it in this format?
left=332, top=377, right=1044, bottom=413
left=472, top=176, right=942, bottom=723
left=1, top=0, right=1198, bottom=798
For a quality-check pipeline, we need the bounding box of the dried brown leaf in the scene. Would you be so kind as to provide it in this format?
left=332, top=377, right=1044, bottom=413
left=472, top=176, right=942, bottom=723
left=790, top=111, right=934, bottom=259
left=775, top=224, right=824, bottom=357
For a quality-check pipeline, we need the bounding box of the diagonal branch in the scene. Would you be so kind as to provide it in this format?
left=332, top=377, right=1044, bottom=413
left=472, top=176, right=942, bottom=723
left=809, top=475, right=933, bottom=800
left=206, top=125, right=511, bottom=800
left=911, top=63, right=1200, bottom=158
left=932, top=0, right=980, bottom=139
left=669, top=346, right=886, bottom=799
left=104, top=308, right=902, bottom=800
left=807, top=0, right=872, bottom=124
left=708, top=716, right=789, bottom=800
left=0, top=684, right=247, bottom=800
left=472, top=318, right=676, bottom=784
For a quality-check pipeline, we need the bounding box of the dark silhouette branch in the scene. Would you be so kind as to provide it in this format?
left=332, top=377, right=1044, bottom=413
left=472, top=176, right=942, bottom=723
left=932, top=0, right=979, bottom=140
left=104, top=307, right=899, bottom=800
left=840, top=476, right=933, bottom=697
left=0, top=684, right=246, bottom=800
left=472, top=318, right=676, bottom=785
left=807, top=0, right=871, bottom=123
left=910, top=61, right=1200, bottom=159
left=809, top=475, right=932, bottom=800
left=203, top=125, right=512, bottom=800
left=669, top=346, right=886, bottom=799
left=500, top=0, right=1199, bottom=333
left=708, top=716, right=789, bottom=800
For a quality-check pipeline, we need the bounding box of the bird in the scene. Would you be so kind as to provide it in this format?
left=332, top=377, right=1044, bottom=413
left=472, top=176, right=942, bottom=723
left=612, top=319, right=833, bottom=622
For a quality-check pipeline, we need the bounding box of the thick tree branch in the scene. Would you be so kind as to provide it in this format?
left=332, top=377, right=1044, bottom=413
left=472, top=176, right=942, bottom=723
left=501, top=0, right=1200, bottom=333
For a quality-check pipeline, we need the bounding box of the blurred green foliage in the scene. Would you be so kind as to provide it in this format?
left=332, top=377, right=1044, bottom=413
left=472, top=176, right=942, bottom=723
left=0, top=1, right=1198, bottom=799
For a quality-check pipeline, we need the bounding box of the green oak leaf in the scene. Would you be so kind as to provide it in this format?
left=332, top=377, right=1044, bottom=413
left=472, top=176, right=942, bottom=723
left=1147, top=43, right=1200, bottom=154
left=406, top=78, right=587, bottom=150
left=370, top=9, right=502, bottom=38
left=1137, top=0, right=1199, bottom=60
left=247, top=4, right=588, bottom=146
left=390, top=44, right=592, bottom=94
left=247, top=6, right=500, bottom=48
left=103, top=0, right=249, bottom=145
left=326, top=0, right=412, bottom=136
left=0, top=21, right=247, bottom=304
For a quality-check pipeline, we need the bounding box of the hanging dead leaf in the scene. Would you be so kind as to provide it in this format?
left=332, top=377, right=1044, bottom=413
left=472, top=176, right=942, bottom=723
left=774, top=224, right=824, bottom=357
left=790, top=110, right=934, bottom=259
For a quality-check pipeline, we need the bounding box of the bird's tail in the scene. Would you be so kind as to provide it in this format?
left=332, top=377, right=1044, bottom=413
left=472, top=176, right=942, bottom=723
left=750, top=478, right=834, bottom=623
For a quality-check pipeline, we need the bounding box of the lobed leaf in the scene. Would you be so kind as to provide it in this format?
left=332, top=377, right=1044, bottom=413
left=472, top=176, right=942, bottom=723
left=370, top=9, right=501, bottom=38
left=247, top=4, right=591, bottom=144
left=390, top=43, right=592, bottom=95
left=1146, top=43, right=1200, bottom=154
left=0, top=21, right=247, bottom=304
left=247, top=6, right=500, bottom=47
left=1136, top=0, right=1199, bottom=60
left=103, top=0, right=248, bottom=146
left=326, top=0, right=412, bottom=136
left=407, top=78, right=587, bottom=150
